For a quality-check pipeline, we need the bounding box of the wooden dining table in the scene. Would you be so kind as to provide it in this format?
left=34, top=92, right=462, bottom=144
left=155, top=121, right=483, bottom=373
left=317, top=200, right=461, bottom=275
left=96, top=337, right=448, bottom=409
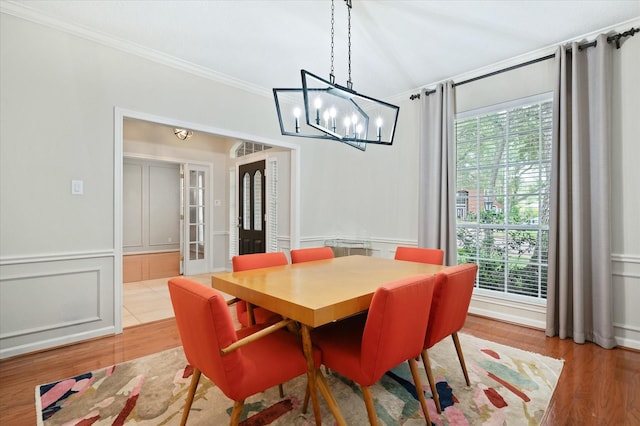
left=211, top=254, right=446, bottom=425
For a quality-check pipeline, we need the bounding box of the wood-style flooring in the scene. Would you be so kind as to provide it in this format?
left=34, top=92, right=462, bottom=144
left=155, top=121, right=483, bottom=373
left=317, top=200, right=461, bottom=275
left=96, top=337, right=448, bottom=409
left=1, top=312, right=639, bottom=424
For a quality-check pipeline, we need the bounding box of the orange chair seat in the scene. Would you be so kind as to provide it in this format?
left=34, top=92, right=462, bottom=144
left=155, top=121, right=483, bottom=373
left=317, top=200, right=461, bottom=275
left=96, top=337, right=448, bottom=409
left=221, top=325, right=321, bottom=401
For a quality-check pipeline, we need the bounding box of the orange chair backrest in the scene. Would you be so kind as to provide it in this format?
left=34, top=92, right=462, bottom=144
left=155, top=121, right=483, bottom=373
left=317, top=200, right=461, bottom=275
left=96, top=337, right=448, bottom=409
left=232, top=252, right=288, bottom=272
left=360, top=274, right=436, bottom=385
left=394, top=246, right=445, bottom=265
left=168, top=278, right=241, bottom=395
left=290, top=247, right=334, bottom=264
left=424, top=263, right=478, bottom=349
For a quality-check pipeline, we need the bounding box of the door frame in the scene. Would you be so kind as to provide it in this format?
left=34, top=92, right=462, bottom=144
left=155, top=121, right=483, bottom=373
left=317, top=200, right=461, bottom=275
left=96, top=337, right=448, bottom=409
left=182, top=163, right=212, bottom=275
left=114, top=107, right=301, bottom=333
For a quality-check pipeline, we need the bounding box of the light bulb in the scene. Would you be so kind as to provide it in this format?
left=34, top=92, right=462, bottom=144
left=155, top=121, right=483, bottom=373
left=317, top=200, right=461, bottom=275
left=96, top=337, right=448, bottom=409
left=293, top=107, right=301, bottom=133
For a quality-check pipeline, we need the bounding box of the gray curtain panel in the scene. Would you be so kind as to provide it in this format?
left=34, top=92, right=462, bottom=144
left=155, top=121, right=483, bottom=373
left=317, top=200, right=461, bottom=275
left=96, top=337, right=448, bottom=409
left=417, top=82, right=457, bottom=266
left=546, top=34, right=616, bottom=349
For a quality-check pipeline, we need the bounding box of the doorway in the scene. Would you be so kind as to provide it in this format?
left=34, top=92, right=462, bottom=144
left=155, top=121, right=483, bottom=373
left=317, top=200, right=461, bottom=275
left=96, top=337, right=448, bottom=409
left=238, top=160, right=266, bottom=254
left=115, top=109, right=300, bottom=332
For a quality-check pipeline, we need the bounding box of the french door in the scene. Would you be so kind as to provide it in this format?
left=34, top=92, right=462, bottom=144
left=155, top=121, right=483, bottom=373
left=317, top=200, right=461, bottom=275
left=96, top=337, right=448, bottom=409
left=238, top=160, right=266, bottom=254
left=182, top=164, right=210, bottom=275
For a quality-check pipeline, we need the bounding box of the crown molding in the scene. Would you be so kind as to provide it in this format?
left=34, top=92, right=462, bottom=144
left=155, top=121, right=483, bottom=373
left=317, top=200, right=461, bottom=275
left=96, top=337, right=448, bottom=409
left=0, top=1, right=273, bottom=99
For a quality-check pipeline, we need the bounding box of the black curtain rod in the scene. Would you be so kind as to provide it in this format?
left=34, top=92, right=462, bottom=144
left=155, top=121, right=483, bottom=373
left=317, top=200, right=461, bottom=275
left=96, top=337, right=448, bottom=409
left=409, top=26, right=639, bottom=100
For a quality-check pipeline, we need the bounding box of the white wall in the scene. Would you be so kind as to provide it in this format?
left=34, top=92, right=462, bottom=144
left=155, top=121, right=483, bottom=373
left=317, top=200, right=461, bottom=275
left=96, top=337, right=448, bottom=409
left=1, top=10, right=638, bottom=357
left=0, top=12, right=287, bottom=357
left=609, top=27, right=640, bottom=349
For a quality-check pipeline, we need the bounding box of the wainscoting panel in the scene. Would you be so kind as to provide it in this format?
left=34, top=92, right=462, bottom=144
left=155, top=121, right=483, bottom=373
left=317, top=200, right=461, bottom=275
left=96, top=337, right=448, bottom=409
left=0, top=254, right=115, bottom=359
left=612, top=254, right=640, bottom=349
left=123, top=251, right=180, bottom=283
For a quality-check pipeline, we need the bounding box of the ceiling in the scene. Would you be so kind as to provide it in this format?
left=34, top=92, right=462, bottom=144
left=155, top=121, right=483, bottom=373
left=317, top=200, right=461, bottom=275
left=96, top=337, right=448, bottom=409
left=5, top=1, right=640, bottom=100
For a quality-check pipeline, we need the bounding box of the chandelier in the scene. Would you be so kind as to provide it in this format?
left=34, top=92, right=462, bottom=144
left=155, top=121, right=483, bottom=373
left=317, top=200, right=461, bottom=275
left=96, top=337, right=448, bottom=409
left=273, top=0, right=399, bottom=151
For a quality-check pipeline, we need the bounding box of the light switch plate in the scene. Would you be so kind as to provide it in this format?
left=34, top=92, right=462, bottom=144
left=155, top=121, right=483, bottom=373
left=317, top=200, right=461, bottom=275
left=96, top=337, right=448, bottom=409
left=71, top=180, right=84, bottom=195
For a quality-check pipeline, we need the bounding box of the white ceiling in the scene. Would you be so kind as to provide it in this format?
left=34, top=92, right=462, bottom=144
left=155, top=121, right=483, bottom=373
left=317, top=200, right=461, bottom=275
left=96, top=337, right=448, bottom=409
left=5, top=0, right=640, bottom=100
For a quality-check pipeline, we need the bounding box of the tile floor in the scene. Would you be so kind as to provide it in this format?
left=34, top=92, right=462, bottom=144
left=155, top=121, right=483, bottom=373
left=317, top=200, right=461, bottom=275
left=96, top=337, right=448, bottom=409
left=123, top=274, right=233, bottom=327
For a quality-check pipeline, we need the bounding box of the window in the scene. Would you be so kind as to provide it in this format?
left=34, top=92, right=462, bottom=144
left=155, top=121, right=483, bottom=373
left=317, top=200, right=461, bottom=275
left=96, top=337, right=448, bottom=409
left=233, top=141, right=272, bottom=158
left=455, top=94, right=552, bottom=300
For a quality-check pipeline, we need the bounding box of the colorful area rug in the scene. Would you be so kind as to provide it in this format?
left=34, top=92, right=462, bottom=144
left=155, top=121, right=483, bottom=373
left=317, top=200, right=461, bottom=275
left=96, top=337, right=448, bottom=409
left=36, top=333, right=563, bottom=425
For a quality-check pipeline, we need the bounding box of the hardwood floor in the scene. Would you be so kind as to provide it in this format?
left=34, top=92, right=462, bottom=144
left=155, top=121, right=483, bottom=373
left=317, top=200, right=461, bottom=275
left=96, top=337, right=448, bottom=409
left=1, top=315, right=638, bottom=425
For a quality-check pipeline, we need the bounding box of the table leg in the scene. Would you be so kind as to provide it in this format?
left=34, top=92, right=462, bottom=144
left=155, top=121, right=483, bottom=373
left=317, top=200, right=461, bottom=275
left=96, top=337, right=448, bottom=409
left=316, top=369, right=347, bottom=426
left=300, top=325, right=347, bottom=426
left=246, top=303, right=256, bottom=326
left=300, top=325, right=322, bottom=426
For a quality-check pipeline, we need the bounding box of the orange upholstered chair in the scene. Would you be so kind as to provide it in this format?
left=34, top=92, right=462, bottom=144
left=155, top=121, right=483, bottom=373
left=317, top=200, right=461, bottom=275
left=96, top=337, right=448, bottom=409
left=168, top=277, right=321, bottom=426
left=312, top=274, right=436, bottom=425
left=231, top=252, right=288, bottom=327
left=290, top=247, right=335, bottom=264
left=394, top=246, right=445, bottom=265
left=421, top=263, right=478, bottom=413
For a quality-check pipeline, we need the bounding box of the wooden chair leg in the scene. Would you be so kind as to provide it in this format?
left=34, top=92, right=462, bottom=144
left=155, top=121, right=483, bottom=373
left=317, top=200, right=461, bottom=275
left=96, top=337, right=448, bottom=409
left=180, top=368, right=202, bottom=426
left=229, top=399, right=245, bottom=426
left=421, top=349, right=442, bottom=414
left=361, top=385, right=378, bottom=426
left=451, top=332, right=470, bottom=386
left=408, top=357, right=432, bottom=425
left=278, top=384, right=284, bottom=398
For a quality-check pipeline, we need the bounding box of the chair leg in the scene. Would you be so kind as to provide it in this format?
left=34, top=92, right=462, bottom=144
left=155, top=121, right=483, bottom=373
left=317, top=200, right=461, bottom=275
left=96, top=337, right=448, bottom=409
left=408, top=357, right=432, bottom=425
left=229, top=399, right=245, bottom=426
left=451, top=332, right=470, bottom=386
left=180, top=367, right=202, bottom=426
left=278, top=384, right=284, bottom=398
left=361, top=385, right=378, bottom=425
left=421, top=349, right=441, bottom=414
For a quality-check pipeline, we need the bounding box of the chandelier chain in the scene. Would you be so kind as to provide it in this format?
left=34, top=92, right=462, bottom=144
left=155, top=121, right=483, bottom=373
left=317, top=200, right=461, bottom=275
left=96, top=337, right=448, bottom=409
left=330, top=0, right=335, bottom=83
left=347, top=2, right=352, bottom=89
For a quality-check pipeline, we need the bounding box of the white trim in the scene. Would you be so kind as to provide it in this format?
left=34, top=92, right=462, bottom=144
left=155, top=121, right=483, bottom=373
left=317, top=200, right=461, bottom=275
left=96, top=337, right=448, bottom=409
left=455, top=92, right=553, bottom=120
left=614, top=337, right=640, bottom=351
left=123, top=152, right=213, bottom=168
left=122, top=249, right=180, bottom=256
left=267, top=158, right=279, bottom=253
left=613, top=271, right=640, bottom=279
left=472, top=291, right=547, bottom=311
left=0, top=250, right=114, bottom=266
left=114, top=106, right=301, bottom=311
left=468, top=306, right=546, bottom=330
left=113, top=108, right=123, bottom=334
left=0, top=326, right=117, bottom=360
left=612, top=253, right=640, bottom=264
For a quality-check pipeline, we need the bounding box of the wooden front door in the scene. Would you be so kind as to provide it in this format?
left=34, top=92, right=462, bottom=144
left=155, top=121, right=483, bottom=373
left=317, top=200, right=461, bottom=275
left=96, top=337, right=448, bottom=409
left=238, top=160, right=266, bottom=254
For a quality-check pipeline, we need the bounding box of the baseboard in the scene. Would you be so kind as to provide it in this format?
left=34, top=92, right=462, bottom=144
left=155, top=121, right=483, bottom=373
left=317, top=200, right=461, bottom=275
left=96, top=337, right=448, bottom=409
left=0, top=326, right=115, bottom=360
